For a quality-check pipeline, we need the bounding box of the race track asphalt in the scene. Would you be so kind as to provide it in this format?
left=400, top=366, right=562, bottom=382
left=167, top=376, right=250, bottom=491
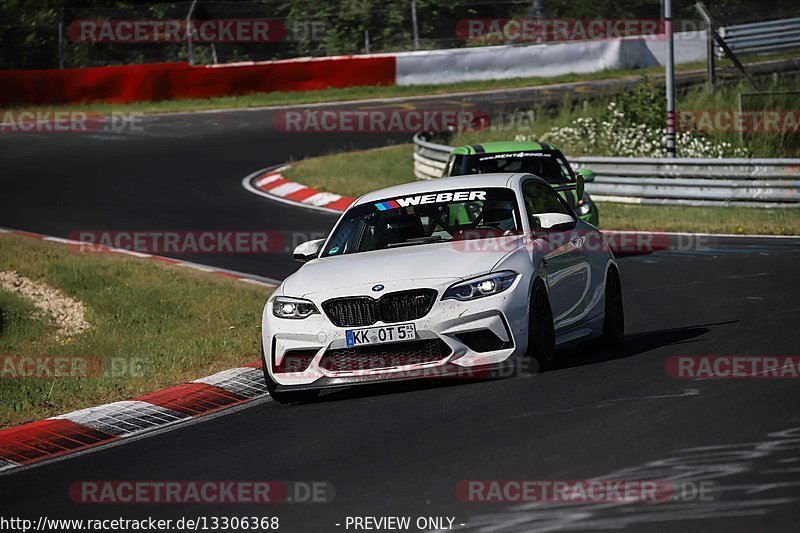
left=1, top=92, right=799, bottom=532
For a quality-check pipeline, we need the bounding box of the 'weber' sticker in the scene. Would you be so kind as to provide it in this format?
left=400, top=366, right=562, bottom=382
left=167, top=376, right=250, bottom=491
left=375, top=190, right=486, bottom=210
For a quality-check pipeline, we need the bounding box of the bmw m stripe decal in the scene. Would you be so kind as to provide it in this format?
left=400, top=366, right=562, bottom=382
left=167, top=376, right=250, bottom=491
left=375, top=200, right=401, bottom=210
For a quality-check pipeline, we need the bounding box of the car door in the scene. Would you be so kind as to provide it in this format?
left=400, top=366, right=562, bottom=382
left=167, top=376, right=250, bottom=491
left=522, top=179, right=591, bottom=333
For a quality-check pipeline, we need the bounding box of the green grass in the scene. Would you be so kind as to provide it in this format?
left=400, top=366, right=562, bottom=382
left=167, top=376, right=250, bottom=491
left=597, top=203, right=800, bottom=235
left=12, top=52, right=792, bottom=115
left=0, top=291, right=50, bottom=354
left=284, top=144, right=415, bottom=198
left=284, top=146, right=800, bottom=235
left=0, top=235, right=272, bottom=428
left=678, top=76, right=800, bottom=157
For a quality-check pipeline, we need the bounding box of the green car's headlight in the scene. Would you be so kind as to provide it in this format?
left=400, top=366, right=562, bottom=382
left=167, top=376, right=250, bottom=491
left=577, top=192, right=594, bottom=216
left=272, top=296, right=319, bottom=319
left=442, top=271, right=518, bottom=301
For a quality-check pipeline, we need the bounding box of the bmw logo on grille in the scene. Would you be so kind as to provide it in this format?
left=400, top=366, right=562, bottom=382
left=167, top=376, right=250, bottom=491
left=372, top=284, right=385, bottom=292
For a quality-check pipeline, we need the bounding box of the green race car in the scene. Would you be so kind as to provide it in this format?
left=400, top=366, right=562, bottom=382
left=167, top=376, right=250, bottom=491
left=443, top=141, right=600, bottom=226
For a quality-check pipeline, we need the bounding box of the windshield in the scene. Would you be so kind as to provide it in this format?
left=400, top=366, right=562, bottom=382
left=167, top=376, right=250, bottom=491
left=321, top=187, right=520, bottom=257
left=451, top=151, right=575, bottom=185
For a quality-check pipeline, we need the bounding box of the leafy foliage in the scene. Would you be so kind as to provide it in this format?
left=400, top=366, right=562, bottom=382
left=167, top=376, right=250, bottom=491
left=611, top=79, right=665, bottom=129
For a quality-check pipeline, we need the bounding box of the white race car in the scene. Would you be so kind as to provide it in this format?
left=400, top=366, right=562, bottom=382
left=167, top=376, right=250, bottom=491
left=261, top=173, right=623, bottom=403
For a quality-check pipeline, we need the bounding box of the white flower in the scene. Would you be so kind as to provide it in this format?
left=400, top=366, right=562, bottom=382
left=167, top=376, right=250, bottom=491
left=540, top=114, right=749, bottom=158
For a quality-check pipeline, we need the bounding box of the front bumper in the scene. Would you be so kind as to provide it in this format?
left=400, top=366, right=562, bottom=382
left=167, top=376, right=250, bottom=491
left=262, top=278, right=531, bottom=390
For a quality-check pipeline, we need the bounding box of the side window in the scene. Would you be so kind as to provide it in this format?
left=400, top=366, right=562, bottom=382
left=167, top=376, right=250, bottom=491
left=446, top=155, right=472, bottom=177
left=522, top=180, right=574, bottom=226
left=555, top=155, right=575, bottom=181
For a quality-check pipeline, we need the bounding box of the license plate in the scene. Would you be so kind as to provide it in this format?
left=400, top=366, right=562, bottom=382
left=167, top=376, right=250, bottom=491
left=346, top=324, right=416, bottom=347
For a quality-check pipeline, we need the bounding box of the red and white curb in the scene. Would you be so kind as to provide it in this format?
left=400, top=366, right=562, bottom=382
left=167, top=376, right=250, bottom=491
left=0, top=228, right=275, bottom=473
left=0, top=364, right=266, bottom=473
left=242, top=165, right=356, bottom=214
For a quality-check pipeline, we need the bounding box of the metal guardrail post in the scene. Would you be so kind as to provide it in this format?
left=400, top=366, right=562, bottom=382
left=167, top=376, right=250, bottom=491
left=712, top=29, right=760, bottom=91
left=410, top=0, right=420, bottom=50
left=665, top=0, right=676, bottom=158
left=57, top=7, right=65, bottom=70
left=695, top=2, right=715, bottom=93
left=186, top=0, right=199, bottom=66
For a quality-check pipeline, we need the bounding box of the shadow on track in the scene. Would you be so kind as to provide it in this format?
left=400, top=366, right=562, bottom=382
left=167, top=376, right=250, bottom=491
left=555, top=320, right=739, bottom=371
left=314, top=376, right=472, bottom=404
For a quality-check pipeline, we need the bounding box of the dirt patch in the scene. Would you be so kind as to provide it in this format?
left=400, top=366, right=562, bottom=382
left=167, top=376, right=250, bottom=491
left=0, top=271, right=91, bottom=340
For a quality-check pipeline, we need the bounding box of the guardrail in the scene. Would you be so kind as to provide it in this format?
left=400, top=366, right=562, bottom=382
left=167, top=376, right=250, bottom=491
left=412, top=133, right=800, bottom=208
left=719, top=17, right=800, bottom=56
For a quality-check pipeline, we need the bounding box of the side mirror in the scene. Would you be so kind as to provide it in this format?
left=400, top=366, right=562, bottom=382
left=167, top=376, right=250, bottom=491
left=576, top=174, right=585, bottom=198
left=533, top=213, right=577, bottom=231
left=575, top=169, right=595, bottom=197
left=577, top=168, right=596, bottom=183
left=293, top=239, right=324, bottom=263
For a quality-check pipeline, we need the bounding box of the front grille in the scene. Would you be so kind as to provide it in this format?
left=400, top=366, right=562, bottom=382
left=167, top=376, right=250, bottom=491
left=322, top=297, right=377, bottom=327
left=322, top=289, right=437, bottom=327
left=380, top=289, right=437, bottom=323
left=320, top=339, right=450, bottom=373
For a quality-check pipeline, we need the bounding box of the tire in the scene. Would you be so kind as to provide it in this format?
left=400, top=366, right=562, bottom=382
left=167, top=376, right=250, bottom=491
left=261, top=346, right=319, bottom=404
left=601, top=266, right=625, bottom=346
left=527, top=279, right=557, bottom=371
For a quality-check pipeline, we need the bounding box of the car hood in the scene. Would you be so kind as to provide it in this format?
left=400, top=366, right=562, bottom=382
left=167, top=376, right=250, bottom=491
left=282, top=237, right=526, bottom=298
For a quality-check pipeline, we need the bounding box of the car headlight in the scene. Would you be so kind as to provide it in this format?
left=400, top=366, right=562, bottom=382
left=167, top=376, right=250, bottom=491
left=577, top=192, right=594, bottom=216
left=272, top=296, right=319, bottom=319
left=442, top=271, right=518, bottom=301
